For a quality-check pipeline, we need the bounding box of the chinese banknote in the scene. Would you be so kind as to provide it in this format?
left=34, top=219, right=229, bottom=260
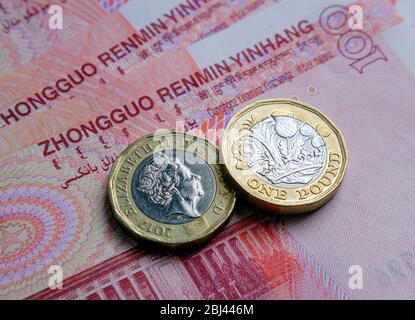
left=1, top=0, right=415, bottom=300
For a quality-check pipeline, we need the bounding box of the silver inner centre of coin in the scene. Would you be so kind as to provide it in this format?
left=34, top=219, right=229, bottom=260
left=243, top=116, right=327, bottom=189
left=132, top=149, right=216, bottom=225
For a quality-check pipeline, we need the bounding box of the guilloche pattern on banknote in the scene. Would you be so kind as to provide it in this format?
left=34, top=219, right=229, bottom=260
left=27, top=214, right=350, bottom=300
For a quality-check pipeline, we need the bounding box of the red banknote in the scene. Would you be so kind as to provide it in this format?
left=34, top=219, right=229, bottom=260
left=1, top=0, right=415, bottom=300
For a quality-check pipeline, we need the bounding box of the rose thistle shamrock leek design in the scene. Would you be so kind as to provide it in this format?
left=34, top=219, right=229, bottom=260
left=241, top=116, right=327, bottom=188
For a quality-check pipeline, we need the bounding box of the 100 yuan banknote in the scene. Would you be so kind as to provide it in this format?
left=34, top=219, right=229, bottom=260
left=1, top=0, right=415, bottom=299
left=0, top=0, right=357, bottom=300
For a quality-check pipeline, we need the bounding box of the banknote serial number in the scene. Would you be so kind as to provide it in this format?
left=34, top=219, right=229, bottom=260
left=160, top=304, right=254, bottom=317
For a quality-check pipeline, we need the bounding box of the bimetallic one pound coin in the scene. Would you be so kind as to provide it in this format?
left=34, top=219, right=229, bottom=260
left=221, top=99, right=348, bottom=214
left=108, top=131, right=236, bottom=248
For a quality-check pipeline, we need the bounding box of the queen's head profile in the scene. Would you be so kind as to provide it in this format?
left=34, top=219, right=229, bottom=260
left=137, top=153, right=205, bottom=219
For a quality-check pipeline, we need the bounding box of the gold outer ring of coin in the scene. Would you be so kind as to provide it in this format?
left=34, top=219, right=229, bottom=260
left=221, top=99, right=348, bottom=214
left=108, top=131, right=236, bottom=248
